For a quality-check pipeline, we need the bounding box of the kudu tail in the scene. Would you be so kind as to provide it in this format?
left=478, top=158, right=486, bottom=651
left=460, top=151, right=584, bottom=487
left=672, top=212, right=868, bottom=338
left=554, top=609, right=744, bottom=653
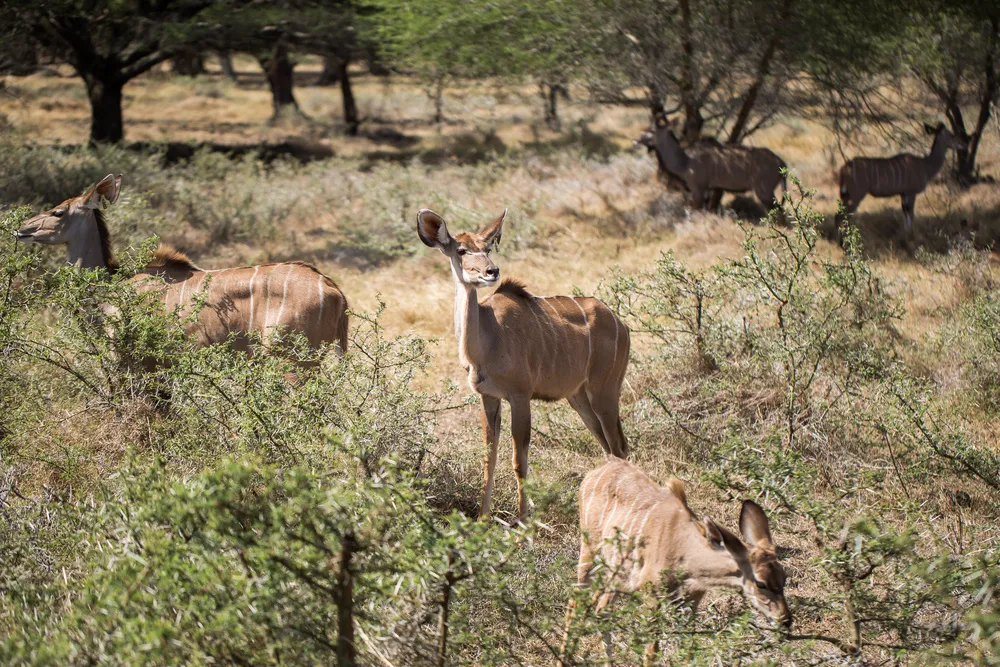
left=615, top=417, right=629, bottom=459
left=336, top=299, right=349, bottom=357
left=836, top=163, right=852, bottom=225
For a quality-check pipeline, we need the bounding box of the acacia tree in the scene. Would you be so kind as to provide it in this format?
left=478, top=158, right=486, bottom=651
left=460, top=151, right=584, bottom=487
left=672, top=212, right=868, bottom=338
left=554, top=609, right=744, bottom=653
left=906, top=0, right=999, bottom=185
left=575, top=0, right=799, bottom=142
left=3, top=0, right=215, bottom=145
left=211, top=1, right=365, bottom=132
left=371, top=0, right=581, bottom=128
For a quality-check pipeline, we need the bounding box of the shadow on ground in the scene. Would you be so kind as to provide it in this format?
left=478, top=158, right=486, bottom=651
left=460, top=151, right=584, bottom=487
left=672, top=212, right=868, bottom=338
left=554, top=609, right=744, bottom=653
left=818, top=194, right=1000, bottom=258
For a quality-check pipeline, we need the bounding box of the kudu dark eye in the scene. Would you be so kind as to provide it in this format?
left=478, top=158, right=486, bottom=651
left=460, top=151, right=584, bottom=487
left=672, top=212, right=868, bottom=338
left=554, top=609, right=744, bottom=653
left=52, top=209, right=65, bottom=217
left=756, top=581, right=768, bottom=590
left=457, top=248, right=467, bottom=256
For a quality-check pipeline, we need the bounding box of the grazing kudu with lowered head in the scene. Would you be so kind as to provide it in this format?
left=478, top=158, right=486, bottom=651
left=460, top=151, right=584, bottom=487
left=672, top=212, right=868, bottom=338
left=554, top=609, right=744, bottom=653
left=636, top=113, right=787, bottom=212
left=416, top=209, right=630, bottom=520
left=16, top=175, right=349, bottom=356
left=560, top=458, right=790, bottom=665
left=838, top=122, right=966, bottom=232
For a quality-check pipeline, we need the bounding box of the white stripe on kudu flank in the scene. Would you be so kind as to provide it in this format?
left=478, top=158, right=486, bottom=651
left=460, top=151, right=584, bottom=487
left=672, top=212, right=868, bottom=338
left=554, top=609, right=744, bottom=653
left=582, top=465, right=614, bottom=528
left=316, top=275, right=325, bottom=328
left=274, top=265, right=293, bottom=328
left=177, top=280, right=187, bottom=315
left=571, top=298, right=592, bottom=370
left=262, top=269, right=274, bottom=330
left=247, top=266, right=260, bottom=330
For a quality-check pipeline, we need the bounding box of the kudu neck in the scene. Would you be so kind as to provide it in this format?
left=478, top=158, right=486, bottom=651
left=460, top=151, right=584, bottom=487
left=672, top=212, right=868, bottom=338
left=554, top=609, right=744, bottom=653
left=923, top=133, right=950, bottom=179
left=453, top=280, right=488, bottom=366
left=67, top=217, right=108, bottom=270
left=682, top=529, right=748, bottom=592
left=654, top=131, right=690, bottom=176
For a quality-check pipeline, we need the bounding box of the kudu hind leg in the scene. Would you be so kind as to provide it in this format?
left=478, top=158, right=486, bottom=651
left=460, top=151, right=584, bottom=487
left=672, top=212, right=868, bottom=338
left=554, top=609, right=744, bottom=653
left=568, top=392, right=612, bottom=455
left=901, top=194, right=916, bottom=234
left=479, top=395, right=502, bottom=520
left=588, top=388, right=628, bottom=459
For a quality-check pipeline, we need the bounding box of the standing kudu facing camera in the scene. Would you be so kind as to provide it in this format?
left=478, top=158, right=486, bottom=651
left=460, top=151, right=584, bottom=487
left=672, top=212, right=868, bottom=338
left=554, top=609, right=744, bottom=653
left=417, top=209, right=630, bottom=521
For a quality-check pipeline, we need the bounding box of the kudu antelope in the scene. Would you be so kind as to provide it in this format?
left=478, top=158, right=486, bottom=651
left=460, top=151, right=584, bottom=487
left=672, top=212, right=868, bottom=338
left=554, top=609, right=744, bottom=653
left=416, top=209, right=630, bottom=520
left=15, top=175, right=348, bottom=356
left=837, top=122, right=966, bottom=232
left=635, top=114, right=787, bottom=212
left=560, top=458, right=790, bottom=665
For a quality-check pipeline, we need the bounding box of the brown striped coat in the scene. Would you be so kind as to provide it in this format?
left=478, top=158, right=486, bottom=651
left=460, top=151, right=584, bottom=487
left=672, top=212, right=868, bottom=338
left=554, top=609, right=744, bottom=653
left=636, top=115, right=787, bottom=211
left=577, top=458, right=790, bottom=624
left=15, top=174, right=348, bottom=356
left=417, top=209, right=631, bottom=520
left=135, top=249, right=348, bottom=354
left=838, top=122, right=966, bottom=231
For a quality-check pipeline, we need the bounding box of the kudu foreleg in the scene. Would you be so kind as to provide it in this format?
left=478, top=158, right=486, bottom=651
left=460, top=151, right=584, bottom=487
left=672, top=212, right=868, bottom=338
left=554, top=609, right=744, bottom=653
left=510, top=396, right=532, bottom=521
left=901, top=194, right=916, bottom=234
left=479, top=395, right=502, bottom=519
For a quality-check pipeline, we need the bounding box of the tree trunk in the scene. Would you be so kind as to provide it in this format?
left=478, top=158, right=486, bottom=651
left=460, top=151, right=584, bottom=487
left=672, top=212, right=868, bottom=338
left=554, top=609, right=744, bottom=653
left=437, top=561, right=457, bottom=667
left=339, top=58, right=358, bottom=136
left=647, top=82, right=667, bottom=118
left=259, top=42, right=299, bottom=119
left=317, top=54, right=341, bottom=86
left=86, top=76, right=125, bottom=145
left=334, top=534, right=358, bottom=667
left=540, top=82, right=561, bottom=131
left=432, top=77, right=445, bottom=126
left=728, top=0, right=791, bottom=144
left=960, top=16, right=997, bottom=186
left=172, top=48, right=204, bottom=76
left=217, top=51, right=237, bottom=81
left=677, top=0, right=704, bottom=143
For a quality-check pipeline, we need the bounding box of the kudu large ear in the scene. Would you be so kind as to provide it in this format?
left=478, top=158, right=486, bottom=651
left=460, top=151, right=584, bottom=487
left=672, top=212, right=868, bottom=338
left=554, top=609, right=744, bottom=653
left=479, top=209, right=506, bottom=249
left=416, top=209, right=452, bottom=249
left=82, top=174, right=123, bottom=209
left=739, top=500, right=775, bottom=550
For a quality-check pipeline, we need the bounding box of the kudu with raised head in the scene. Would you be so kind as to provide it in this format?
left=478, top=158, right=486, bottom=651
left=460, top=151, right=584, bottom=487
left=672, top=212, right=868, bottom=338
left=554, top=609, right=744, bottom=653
left=636, top=114, right=787, bottom=212
left=417, top=209, right=630, bottom=520
left=838, top=122, right=966, bottom=232
left=560, top=458, right=790, bottom=665
left=16, top=175, right=349, bottom=356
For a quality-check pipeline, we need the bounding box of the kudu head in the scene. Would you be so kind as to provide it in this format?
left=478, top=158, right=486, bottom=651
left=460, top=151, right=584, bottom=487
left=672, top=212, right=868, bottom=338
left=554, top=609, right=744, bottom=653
left=417, top=209, right=505, bottom=288
left=701, top=500, right=791, bottom=628
left=633, top=112, right=677, bottom=152
left=16, top=174, right=121, bottom=249
left=924, top=122, right=966, bottom=151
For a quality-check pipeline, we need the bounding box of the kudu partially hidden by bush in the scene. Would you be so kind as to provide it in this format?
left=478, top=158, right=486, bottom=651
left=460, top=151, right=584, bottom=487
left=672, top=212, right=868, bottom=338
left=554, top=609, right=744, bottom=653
left=16, top=175, right=349, bottom=356
left=561, top=458, right=790, bottom=665
left=636, top=114, right=787, bottom=212
left=416, top=209, right=630, bottom=520
left=837, top=122, right=967, bottom=232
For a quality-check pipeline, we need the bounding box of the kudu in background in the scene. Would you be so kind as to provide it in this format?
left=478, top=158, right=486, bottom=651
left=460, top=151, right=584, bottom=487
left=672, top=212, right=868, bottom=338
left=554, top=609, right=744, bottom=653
left=560, top=458, right=790, bottom=665
left=636, top=113, right=787, bottom=213
left=837, top=122, right=966, bottom=232
left=417, top=209, right=630, bottom=521
left=16, top=175, right=349, bottom=357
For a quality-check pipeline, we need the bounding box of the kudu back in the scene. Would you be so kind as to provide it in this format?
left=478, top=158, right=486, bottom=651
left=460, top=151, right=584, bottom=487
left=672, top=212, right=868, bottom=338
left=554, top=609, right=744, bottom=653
left=417, top=209, right=631, bottom=520
left=636, top=114, right=787, bottom=212
left=561, top=458, right=790, bottom=664
left=16, top=174, right=349, bottom=357
left=838, top=122, right=966, bottom=232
